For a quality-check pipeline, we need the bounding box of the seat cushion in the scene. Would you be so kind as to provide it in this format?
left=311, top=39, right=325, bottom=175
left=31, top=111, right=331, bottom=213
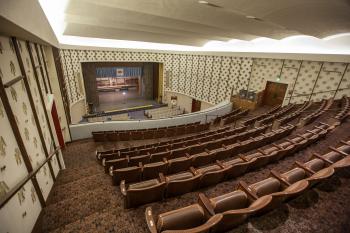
left=144, top=161, right=165, bottom=168
left=157, top=204, right=205, bottom=231
left=211, top=190, right=248, bottom=213
left=305, top=159, right=325, bottom=172
left=324, top=152, right=343, bottom=163
left=250, top=178, right=281, bottom=197
left=166, top=172, right=194, bottom=182
left=128, top=179, right=159, bottom=190
left=282, top=168, right=306, bottom=184
left=197, top=165, right=221, bottom=174
left=245, top=153, right=261, bottom=160
left=223, top=158, right=243, bottom=166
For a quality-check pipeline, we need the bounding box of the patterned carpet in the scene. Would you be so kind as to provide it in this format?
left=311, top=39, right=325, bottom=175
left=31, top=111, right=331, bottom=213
left=38, top=106, right=350, bottom=233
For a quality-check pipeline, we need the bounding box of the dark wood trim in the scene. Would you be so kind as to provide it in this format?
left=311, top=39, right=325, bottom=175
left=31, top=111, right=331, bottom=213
left=0, top=54, right=45, bottom=208
left=26, top=41, right=62, bottom=170
left=12, top=38, right=56, bottom=181
left=288, top=60, right=303, bottom=104
left=3, top=75, right=25, bottom=88
left=34, top=44, right=49, bottom=94
left=0, top=147, right=60, bottom=209
left=309, top=62, right=324, bottom=101
left=39, top=45, right=53, bottom=93
left=334, top=63, right=349, bottom=98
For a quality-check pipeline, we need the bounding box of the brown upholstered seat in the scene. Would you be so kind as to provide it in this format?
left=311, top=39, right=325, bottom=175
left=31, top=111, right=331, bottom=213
left=197, top=164, right=226, bottom=188
left=281, top=168, right=307, bottom=184
left=142, top=161, right=168, bottom=180
left=103, top=157, right=128, bottom=174
left=171, top=147, right=189, bottom=159
left=150, top=151, right=171, bottom=163
left=112, top=166, right=142, bottom=185
left=121, top=175, right=166, bottom=208
left=249, top=178, right=281, bottom=197
left=191, top=152, right=216, bottom=167
left=166, top=171, right=201, bottom=197
left=167, top=156, right=192, bottom=174
left=129, top=154, right=150, bottom=166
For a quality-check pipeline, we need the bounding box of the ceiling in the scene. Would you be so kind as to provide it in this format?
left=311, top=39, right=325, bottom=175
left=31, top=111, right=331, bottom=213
left=59, top=0, right=350, bottom=46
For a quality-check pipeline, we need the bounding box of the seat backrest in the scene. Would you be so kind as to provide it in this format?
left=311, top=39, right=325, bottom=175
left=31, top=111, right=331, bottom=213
left=113, top=166, right=142, bottom=185
left=168, top=157, right=192, bottom=174
left=250, top=178, right=281, bottom=197
left=282, top=168, right=306, bottom=184
left=305, top=159, right=325, bottom=172
left=143, top=162, right=168, bottom=180
left=212, top=190, right=248, bottom=213
left=157, top=204, right=205, bottom=232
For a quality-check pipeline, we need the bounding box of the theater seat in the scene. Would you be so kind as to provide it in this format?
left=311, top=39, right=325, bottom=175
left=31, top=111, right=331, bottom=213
left=121, top=174, right=166, bottom=208
left=142, top=161, right=168, bottom=180
left=145, top=205, right=222, bottom=233
left=112, top=166, right=142, bottom=185
left=165, top=170, right=201, bottom=197
left=167, top=156, right=192, bottom=174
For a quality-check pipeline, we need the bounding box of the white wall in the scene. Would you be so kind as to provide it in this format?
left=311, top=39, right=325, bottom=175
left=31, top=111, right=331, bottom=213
left=69, top=100, right=232, bottom=140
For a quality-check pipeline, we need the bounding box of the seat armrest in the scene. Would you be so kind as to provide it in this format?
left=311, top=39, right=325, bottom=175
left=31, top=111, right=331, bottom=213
left=185, top=153, right=191, bottom=158
left=120, top=180, right=127, bottom=196
left=270, top=170, right=291, bottom=186
left=307, top=130, right=317, bottom=135
left=216, top=160, right=225, bottom=168
left=145, top=207, right=158, bottom=233
left=237, top=181, right=258, bottom=200
left=272, top=143, right=283, bottom=149
left=312, top=153, right=333, bottom=165
left=239, top=154, right=249, bottom=162
left=297, top=134, right=308, bottom=140
left=257, top=149, right=266, bottom=155
left=159, top=173, right=166, bottom=183
left=285, top=138, right=296, bottom=145
left=319, top=122, right=330, bottom=126
left=198, top=193, right=215, bottom=216
left=190, top=166, right=199, bottom=175
left=340, top=140, right=350, bottom=146
left=139, top=162, right=143, bottom=168
left=329, top=146, right=349, bottom=157
left=163, top=157, right=168, bottom=163
left=295, top=161, right=315, bottom=175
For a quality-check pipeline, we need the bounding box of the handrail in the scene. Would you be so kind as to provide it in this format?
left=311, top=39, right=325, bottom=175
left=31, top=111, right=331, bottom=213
left=0, top=147, right=61, bottom=209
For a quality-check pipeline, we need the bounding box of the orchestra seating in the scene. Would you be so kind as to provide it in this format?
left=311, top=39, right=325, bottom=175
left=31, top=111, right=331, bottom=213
left=145, top=140, right=350, bottom=232
left=92, top=122, right=207, bottom=142
left=87, top=113, right=130, bottom=122
left=119, top=123, right=330, bottom=208
left=145, top=106, right=185, bottom=119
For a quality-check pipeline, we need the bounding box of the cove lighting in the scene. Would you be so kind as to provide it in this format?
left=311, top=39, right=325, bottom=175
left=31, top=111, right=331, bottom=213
left=38, top=0, right=350, bottom=54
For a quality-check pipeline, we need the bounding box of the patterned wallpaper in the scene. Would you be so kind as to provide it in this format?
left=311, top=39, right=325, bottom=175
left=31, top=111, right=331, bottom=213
left=59, top=49, right=350, bottom=107
left=0, top=36, right=61, bottom=233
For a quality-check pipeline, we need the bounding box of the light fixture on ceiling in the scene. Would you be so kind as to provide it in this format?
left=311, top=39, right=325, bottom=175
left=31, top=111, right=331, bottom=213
left=198, top=0, right=222, bottom=8
left=246, top=15, right=263, bottom=21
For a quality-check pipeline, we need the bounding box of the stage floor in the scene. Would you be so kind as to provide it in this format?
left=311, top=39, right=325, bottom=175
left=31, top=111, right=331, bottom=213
left=97, top=89, right=157, bottom=112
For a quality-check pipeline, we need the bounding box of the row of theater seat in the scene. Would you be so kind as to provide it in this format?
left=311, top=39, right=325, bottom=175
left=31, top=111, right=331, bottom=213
left=255, top=103, right=296, bottom=127
left=335, top=96, right=349, bottom=121
left=92, top=122, right=207, bottom=142
left=222, top=109, right=249, bottom=125
left=274, top=101, right=312, bottom=128
left=212, top=108, right=241, bottom=125
left=108, top=125, right=271, bottom=181
left=99, top=126, right=244, bottom=163
left=145, top=138, right=350, bottom=233
left=109, top=125, right=294, bottom=185
left=241, top=104, right=281, bottom=126
left=96, top=126, right=232, bottom=160
left=299, top=98, right=333, bottom=126
left=119, top=123, right=330, bottom=208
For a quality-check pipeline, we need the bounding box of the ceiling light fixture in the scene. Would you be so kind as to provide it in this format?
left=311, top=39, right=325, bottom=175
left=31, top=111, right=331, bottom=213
left=246, top=15, right=263, bottom=21
left=198, top=0, right=222, bottom=8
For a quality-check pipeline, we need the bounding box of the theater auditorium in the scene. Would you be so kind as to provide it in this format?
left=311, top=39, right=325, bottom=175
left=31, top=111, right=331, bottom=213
left=0, top=0, right=350, bottom=232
